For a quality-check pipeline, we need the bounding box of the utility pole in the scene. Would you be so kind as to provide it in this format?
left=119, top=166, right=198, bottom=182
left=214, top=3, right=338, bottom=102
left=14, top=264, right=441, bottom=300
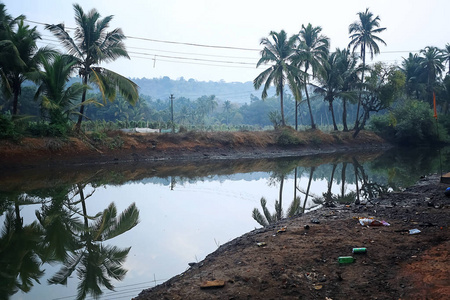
left=170, top=94, right=174, bottom=133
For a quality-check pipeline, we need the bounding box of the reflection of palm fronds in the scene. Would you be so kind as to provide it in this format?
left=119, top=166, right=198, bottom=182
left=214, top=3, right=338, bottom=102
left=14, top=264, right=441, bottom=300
left=286, top=196, right=301, bottom=218
left=337, top=191, right=356, bottom=204
left=252, top=196, right=301, bottom=227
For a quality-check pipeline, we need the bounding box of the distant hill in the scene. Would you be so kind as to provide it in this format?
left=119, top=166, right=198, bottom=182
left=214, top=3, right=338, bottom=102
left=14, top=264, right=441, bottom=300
left=131, top=76, right=277, bottom=104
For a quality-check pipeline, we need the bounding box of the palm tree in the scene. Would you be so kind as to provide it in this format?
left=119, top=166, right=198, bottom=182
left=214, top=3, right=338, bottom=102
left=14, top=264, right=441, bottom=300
left=2, top=18, right=53, bottom=115
left=419, top=46, right=445, bottom=104
left=401, top=53, right=425, bottom=99
left=314, top=49, right=356, bottom=131
left=31, top=54, right=87, bottom=127
left=46, top=4, right=139, bottom=132
left=443, top=43, right=450, bottom=75
left=348, top=8, right=386, bottom=131
left=223, top=100, right=232, bottom=124
left=337, top=49, right=359, bottom=131
left=295, top=23, right=330, bottom=129
left=254, top=30, right=302, bottom=127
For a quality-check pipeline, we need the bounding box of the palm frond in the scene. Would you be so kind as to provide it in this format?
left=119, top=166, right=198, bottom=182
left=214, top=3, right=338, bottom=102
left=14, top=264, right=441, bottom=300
left=102, top=202, right=140, bottom=241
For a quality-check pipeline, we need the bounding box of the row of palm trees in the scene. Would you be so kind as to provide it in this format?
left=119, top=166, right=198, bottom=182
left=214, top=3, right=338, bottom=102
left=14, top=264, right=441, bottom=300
left=254, top=8, right=386, bottom=133
left=0, top=3, right=138, bottom=132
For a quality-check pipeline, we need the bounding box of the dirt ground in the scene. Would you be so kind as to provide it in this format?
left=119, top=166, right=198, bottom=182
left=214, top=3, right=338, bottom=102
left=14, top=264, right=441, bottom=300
left=133, top=174, right=450, bottom=300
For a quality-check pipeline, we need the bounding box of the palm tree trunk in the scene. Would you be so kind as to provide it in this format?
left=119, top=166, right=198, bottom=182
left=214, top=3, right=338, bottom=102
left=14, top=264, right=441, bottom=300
left=12, top=79, right=20, bottom=115
left=354, top=43, right=366, bottom=131
left=342, top=98, right=348, bottom=131
left=329, top=101, right=338, bottom=131
left=279, top=81, right=285, bottom=126
left=304, top=82, right=315, bottom=129
left=75, top=74, right=89, bottom=133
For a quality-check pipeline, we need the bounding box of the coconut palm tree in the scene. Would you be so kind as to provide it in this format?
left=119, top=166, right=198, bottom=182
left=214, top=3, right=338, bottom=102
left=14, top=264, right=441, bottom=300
left=443, top=43, right=450, bottom=75
left=254, top=30, right=302, bottom=127
left=337, top=49, right=359, bottom=131
left=295, top=23, right=329, bottom=130
left=1, top=18, right=53, bottom=115
left=401, top=53, right=425, bottom=99
left=31, top=54, right=89, bottom=129
left=46, top=4, right=139, bottom=132
left=419, top=46, right=445, bottom=104
left=348, top=8, right=386, bottom=131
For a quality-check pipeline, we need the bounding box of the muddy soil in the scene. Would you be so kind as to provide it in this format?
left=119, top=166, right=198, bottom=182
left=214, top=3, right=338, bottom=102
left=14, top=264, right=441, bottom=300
left=134, top=174, right=450, bottom=300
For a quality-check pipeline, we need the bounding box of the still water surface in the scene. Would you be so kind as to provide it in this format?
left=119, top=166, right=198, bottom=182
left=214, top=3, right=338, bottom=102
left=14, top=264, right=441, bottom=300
left=1, top=147, right=448, bottom=300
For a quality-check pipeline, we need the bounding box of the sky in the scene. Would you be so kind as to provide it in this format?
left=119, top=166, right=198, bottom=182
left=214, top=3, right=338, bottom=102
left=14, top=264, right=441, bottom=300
left=3, top=0, right=450, bottom=83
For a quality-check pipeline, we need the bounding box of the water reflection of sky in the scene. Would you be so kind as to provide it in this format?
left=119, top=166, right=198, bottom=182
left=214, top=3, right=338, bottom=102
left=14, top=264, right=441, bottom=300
left=9, top=171, right=339, bottom=300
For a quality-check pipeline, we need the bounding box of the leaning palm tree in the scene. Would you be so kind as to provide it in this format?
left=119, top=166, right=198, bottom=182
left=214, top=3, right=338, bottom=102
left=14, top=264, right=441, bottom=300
left=348, top=8, right=386, bottom=131
left=295, top=23, right=329, bottom=129
left=254, top=30, right=302, bottom=127
left=46, top=3, right=139, bottom=132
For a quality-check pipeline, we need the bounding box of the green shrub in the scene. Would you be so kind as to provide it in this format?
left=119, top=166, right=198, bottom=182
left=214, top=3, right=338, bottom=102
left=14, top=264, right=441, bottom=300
left=26, top=122, right=70, bottom=137
left=0, top=113, right=21, bottom=140
left=277, top=129, right=301, bottom=147
left=370, top=99, right=443, bottom=145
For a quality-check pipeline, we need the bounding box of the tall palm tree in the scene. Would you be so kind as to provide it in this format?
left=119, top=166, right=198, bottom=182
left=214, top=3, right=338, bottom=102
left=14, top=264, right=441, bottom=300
left=295, top=23, right=329, bottom=129
left=254, top=30, right=302, bottom=127
left=348, top=8, right=386, bottom=130
left=46, top=4, right=139, bottom=132
left=419, top=46, right=445, bottom=104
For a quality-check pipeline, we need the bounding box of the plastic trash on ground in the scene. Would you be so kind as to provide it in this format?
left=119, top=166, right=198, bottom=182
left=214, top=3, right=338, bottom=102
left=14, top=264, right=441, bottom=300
left=359, top=218, right=390, bottom=226
left=338, top=256, right=355, bottom=264
left=277, top=226, right=287, bottom=233
left=409, top=229, right=421, bottom=235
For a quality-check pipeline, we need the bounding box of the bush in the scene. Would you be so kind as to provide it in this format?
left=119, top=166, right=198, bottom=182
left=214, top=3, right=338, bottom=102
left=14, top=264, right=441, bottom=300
left=0, top=113, right=21, bottom=140
left=370, top=99, right=441, bottom=145
left=26, top=122, right=71, bottom=137
left=277, top=129, right=301, bottom=147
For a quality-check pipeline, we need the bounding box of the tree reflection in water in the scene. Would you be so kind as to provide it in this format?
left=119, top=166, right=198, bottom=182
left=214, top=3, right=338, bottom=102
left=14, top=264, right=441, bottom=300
left=0, top=184, right=140, bottom=300
left=252, top=157, right=391, bottom=227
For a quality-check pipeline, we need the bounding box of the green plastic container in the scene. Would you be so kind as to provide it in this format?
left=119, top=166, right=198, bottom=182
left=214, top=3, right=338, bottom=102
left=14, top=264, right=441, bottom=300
left=352, top=247, right=367, bottom=254
left=338, top=256, right=355, bottom=264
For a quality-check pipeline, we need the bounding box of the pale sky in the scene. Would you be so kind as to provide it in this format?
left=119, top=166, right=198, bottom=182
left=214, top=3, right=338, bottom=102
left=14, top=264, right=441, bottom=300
left=4, top=0, right=450, bottom=83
